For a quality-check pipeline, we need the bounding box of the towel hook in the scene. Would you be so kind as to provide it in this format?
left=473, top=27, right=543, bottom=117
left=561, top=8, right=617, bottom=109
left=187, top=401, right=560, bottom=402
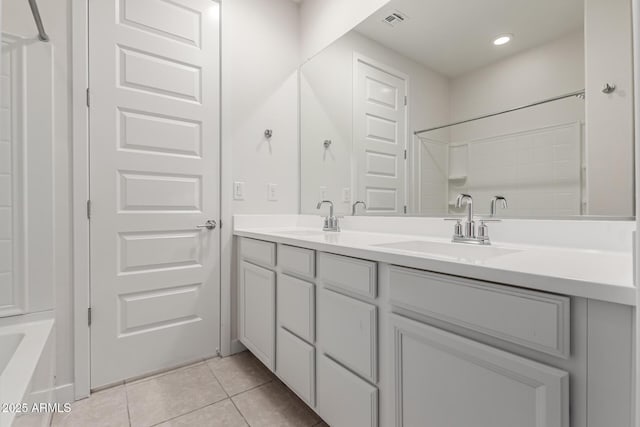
left=602, top=83, right=616, bottom=94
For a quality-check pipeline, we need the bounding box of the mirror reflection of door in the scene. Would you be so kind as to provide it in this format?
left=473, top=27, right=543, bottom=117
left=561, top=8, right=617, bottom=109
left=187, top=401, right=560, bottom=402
left=354, top=55, right=408, bottom=215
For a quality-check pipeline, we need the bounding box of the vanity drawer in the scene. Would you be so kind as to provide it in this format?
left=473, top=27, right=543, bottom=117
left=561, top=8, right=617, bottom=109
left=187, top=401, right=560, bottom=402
left=240, top=237, right=276, bottom=268
left=317, top=353, right=378, bottom=427
left=389, top=266, right=570, bottom=358
left=277, top=274, right=315, bottom=343
left=277, top=327, right=315, bottom=406
left=279, top=244, right=315, bottom=279
left=317, top=252, right=377, bottom=299
left=318, top=288, right=377, bottom=382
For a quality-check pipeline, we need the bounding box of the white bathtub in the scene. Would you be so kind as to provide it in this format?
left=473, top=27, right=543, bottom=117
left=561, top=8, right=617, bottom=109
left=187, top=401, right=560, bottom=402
left=0, top=319, right=54, bottom=427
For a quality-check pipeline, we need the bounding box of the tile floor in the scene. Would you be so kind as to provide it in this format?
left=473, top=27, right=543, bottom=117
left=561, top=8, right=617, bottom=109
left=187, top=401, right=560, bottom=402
left=52, top=351, right=329, bottom=427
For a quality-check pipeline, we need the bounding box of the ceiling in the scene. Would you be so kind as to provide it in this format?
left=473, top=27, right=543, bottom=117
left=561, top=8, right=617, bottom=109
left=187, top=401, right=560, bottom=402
left=355, top=0, right=584, bottom=77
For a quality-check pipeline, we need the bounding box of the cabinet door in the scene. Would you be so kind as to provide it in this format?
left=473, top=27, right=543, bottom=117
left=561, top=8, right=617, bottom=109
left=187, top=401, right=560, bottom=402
left=239, top=261, right=276, bottom=370
left=278, top=274, right=315, bottom=343
left=277, top=327, right=315, bottom=406
left=318, top=288, right=377, bottom=382
left=317, top=353, right=378, bottom=427
left=390, top=314, right=569, bottom=427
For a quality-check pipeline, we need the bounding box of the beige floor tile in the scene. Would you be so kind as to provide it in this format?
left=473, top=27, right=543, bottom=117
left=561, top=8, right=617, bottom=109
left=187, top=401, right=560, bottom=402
left=126, top=364, right=227, bottom=427
left=155, top=399, right=248, bottom=427
left=207, top=351, right=273, bottom=396
left=232, top=381, right=320, bottom=427
left=51, top=385, right=129, bottom=427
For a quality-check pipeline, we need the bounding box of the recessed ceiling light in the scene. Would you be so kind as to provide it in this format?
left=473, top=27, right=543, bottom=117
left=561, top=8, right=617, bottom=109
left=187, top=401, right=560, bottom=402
left=493, top=34, right=513, bottom=46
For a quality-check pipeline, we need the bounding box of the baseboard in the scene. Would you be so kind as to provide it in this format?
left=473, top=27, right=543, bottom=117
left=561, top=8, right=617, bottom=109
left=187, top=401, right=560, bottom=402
left=230, top=339, right=246, bottom=355
left=55, top=383, right=76, bottom=403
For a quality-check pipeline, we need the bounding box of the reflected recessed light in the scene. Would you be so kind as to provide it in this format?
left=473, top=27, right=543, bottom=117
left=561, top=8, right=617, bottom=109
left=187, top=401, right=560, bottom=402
left=493, top=34, right=513, bottom=46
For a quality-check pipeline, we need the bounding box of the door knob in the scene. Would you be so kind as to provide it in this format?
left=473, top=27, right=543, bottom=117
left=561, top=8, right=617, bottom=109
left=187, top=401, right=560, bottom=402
left=196, top=220, right=217, bottom=230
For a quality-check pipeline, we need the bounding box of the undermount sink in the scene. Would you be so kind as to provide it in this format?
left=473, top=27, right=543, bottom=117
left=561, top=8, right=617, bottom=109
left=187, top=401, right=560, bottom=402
left=276, top=229, right=327, bottom=237
left=373, top=240, right=521, bottom=262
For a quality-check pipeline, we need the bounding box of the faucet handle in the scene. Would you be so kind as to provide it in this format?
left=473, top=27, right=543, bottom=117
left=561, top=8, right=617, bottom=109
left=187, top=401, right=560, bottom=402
left=454, top=219, right=463, bottom=238
left=478, top=221, right=489, bottom=239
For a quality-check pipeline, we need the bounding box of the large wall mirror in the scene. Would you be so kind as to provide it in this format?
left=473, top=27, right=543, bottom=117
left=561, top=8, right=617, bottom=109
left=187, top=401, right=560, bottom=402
left=300, top=0, right=635, bottom=218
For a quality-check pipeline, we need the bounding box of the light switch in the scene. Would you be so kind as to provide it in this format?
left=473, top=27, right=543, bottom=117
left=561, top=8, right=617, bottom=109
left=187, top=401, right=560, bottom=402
left=267, top=183, right=278, bottom=201
left=342, top=187, right=351, bottom=203
left=233, top=181, right=245, bottom=200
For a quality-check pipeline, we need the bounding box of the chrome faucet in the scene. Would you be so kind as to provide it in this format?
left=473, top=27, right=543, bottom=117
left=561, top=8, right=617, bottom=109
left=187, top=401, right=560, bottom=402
left=451, top=193, right=492, bottom=245
left=317, top=200, right=340, bottom=232
left=455, top=194, right=475, bottom=238
left=490, top=196, right=508, bottom=217
left=352, top=201, right=367, bottom=216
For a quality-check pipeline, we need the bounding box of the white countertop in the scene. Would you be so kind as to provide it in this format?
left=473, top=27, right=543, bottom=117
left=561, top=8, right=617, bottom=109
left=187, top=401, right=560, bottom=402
left=234, top=224, right=636, bottom=306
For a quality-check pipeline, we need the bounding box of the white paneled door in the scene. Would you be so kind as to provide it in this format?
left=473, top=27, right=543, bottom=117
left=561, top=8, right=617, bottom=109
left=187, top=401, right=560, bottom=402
left=354, top=56, right=407, bottom=215
left=88, top=0, right=221, bottom=388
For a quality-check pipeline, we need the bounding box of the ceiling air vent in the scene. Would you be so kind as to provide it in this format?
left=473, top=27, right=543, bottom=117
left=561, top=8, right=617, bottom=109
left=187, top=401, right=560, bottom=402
left=382, top=10, right=408, bottom=27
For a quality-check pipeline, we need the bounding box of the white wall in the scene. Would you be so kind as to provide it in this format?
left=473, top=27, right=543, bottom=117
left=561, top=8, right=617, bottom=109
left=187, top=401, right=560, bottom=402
left=299, top=0, right=390, bottom=61
left=223, top=0, right=300, bottom=216
left=2, top=0, right=73, bottom=399
left=449, top=31, right=585, bottom=137
left=300, top=30, right=450, bottom=215
left=585, top=0, right=634, bottom=216
left=221, top=0, right=301, bottom=354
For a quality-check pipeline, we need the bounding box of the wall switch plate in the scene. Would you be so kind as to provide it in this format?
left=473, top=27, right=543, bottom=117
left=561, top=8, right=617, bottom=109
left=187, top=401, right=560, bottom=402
left=320, top=186, right=328, bottom=200
left=267, top=183, right=278, bottom=201
left=342, top=187, right=351, bottom=203
left=233, top=181, right=245, bottom=200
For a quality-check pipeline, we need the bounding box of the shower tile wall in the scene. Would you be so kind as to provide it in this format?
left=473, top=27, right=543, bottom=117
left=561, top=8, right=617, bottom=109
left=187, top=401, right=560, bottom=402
left=448, top=122, right=583, bottom=217
left=0, top=37, right=22, bottom=314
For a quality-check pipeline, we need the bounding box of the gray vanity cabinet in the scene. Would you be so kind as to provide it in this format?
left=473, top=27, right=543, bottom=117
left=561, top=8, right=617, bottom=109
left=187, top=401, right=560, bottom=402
left=236, top=236, right=635, bottom=427
left=389, top=314, right=569, bottom=427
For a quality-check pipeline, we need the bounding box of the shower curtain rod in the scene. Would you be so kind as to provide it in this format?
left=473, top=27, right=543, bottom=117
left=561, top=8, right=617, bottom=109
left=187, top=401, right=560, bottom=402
left=414, top=89, right=585, bottom=136
left=27, top=0, right=49, bottom=42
